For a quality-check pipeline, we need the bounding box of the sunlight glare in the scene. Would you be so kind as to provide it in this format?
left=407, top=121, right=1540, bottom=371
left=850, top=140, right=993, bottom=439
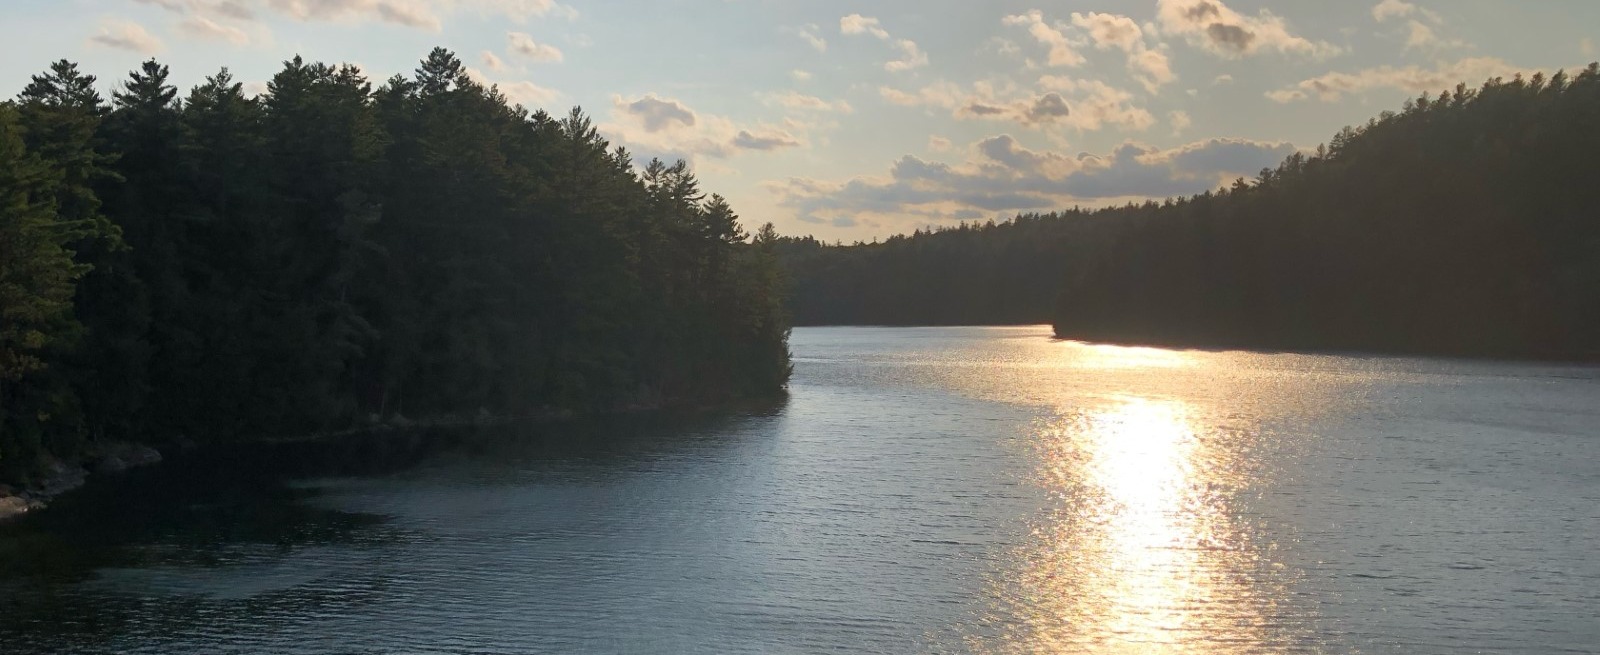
left=1071, top=343, right=1194, bottom=371
left=1004, top=396, right=1278, bottom=654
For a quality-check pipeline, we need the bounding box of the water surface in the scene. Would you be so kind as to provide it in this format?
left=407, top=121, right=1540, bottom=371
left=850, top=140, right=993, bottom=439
left=3, top=326, right=1597, bottom=653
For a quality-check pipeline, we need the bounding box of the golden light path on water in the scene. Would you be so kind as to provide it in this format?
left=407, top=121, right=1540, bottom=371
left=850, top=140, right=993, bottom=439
left=988, top=342, right=1303, bottom=654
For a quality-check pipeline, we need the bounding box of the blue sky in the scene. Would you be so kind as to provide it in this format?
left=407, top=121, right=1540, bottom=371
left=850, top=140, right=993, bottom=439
left=2, top=0, right=1595, bottom=240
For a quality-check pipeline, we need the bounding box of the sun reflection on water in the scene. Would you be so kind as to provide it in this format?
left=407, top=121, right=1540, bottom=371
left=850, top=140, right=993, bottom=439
left=1071, top=342, right=1195, bottom=371
left=995, top=394, right=1298, bottom=654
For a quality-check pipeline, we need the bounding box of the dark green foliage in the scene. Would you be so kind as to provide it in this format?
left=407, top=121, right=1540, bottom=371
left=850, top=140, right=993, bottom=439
left=773, top=215, right=1073, bottom=326
left=0, top=102, right=98, bottom=478
left=782, top=64, right=1600, bottom=360
left=0, top=50, right=789, bottom=482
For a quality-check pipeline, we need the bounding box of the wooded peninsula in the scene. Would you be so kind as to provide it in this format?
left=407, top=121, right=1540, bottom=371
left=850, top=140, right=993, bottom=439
left=779, top=64, right=1600, bottom=360
left=1, top=49, right=791, bottom=485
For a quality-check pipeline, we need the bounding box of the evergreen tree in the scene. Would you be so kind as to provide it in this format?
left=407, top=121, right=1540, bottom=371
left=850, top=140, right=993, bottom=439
left=778, top=64, right=1600, bottom=359
left=0, top=50, right=792, bottom=485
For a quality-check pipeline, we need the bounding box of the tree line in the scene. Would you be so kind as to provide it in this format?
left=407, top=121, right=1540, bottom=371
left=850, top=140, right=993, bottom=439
left=0, top=49, right=790, bottom=483
left=779, top=64, right=1600, bottom=359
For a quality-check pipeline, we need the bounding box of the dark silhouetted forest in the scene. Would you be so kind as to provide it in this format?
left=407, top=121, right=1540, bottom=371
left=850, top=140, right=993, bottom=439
left=1, top=49, right=790, bottom=483
left=780, top=64, right=1600, bottom=359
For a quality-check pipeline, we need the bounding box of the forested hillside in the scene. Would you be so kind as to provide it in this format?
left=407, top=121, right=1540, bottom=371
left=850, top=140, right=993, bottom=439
left=774, top=217, right=1071, bottom=326
left=0, top=49, right=790, bottom=483
left=781, top=64, right=1600, bottom=359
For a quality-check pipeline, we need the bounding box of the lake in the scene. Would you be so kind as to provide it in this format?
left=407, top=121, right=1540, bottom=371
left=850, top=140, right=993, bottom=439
left=3, top=326, right=1597, bottom=654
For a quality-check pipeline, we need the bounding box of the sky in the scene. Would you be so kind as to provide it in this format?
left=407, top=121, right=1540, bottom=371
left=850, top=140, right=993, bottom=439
left=2, top=1, right=1596, bottom=241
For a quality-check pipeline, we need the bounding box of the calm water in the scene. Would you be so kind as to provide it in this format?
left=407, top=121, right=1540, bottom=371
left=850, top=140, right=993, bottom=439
left=3, top=326, right=1598, bottom=654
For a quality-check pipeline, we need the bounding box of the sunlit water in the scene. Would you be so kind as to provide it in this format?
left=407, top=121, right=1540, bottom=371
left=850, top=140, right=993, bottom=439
left=3, top=326, right=1598, bottom=654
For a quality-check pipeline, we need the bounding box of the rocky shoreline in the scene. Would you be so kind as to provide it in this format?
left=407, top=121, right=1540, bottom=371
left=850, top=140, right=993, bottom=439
left=0, top=393, right=775, bottom=524
left=0, top=442, right=163, bottom=522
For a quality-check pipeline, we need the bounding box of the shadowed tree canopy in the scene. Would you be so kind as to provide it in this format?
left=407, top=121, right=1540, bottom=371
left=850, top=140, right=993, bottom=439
left=0, top=49, right=790, bottom=483
left=778, top=64, right=1600, bottom=360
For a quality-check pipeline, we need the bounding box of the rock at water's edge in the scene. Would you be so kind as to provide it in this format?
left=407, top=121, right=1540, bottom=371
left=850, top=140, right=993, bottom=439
left=0, top=495, right=29, bottom=521
left=94, top=443, right=163, bottom=474
left=1, top=444, right=161, bottom=522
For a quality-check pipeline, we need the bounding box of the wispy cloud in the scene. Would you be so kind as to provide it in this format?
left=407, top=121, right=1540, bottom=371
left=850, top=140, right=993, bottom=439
left=763, top=91, right=853, bottom=114
left=768, top=135, right=1297, bottom=228
left=602, top=93, right=810, bottom=163
left=787, top=23, right=827, bottom=53
left=508, top=31, right=563, bottom=62
left=840, top=14, right=928, bottom=72
left=89, top=18, right=165, bottom=53
left=1371, top=0, right=1441, bottom=24
left=267, top=0, right=442, bottom=31
left=177, top=15, right=250, bottom=44
left=1002, top=10, right=1085, bottom=67
left=883, top=77, right=1154, bottom=133
left=1267, top=57, right=1527, bottom=103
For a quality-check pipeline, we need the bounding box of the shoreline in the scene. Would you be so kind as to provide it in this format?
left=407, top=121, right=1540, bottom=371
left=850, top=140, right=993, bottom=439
left=791, top=323, right=1600, bottom=365
left=0, top=442, right=163, bottom=522
left=0, top=392, right=787, bottom=523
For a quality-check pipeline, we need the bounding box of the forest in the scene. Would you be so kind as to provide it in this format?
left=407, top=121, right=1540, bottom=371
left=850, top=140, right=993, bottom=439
left=780, top=63, right=1600, bottom=360
left=0, top=49, right=791, bottom=484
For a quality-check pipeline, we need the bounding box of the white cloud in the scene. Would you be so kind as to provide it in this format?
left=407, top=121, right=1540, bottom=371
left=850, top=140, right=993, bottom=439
left=883, top=77, right=1154, bottom=133
left=1037, top=77, right=1155, bottom=131
left=1370, top=1, right=1459, bottom=51
left=1407, top=20, right=1435, bottom=49
left=1156, top=0, right=1339, bottom=59
left=733, top=130, right=802, bottom=151
left=374, top=1, right=439, bottom=29
left=481, top=50, right=506, bottom=71
left=928, top=135, right=952, bottom=152
left=89, top=19, right=165, bottom=54
left=619, top=94, right=697, bottom=132
left=456, top=0, right=577, bottom=22
left=1064, top=11, right=1176, bottom=93
left=1128, top=47, right=1176, bottom=93
left=209, top=1, right=255, bottom=20
left=602, top=94, right=809, bottom=163
left=1169, top=110, right=1192, bottom=135
left=885, top=39, right=929, bottom=72
left=840, top=14, right=927, bottom=73
left=791, top=24, right=827, bottom=52
left=177, top=15, right=250, bottom=44
left=464, top=67, right=561, bottom=108
left=1002, top=10, right=1085, bottom=67
left=791, top=69, right=813, bottom=82
left=1402, top=20, right=1462, bottom=50
left=768, top=135, right=1298, bottom=227
left=1213, top=74, right=1234, bottom=85
left=840, top=14, right=890, bottom=40
left=249, top=0, right=577, bottom=30
left=1372, top=0, right=1441, bottom=24
left=498, top=80, right=561, bottom=107
left=954, top=92, right=1074, bottom=126
left=987, top=38, right=1022, bottom=57
left=134, top=0, right=189, bottom=12
left=763, top=91, right=853, bottom=114
left=1072, top=11, right=1143, bottom=52
left=267, top=0, right=442, bottom=31
left=1267, top=57, right=1526, bottom=103
left=507, top=32, right=562, bottom=62
left=880, top=81, right=965, bottom=108
left=136, top=0, right=255, bottom=18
